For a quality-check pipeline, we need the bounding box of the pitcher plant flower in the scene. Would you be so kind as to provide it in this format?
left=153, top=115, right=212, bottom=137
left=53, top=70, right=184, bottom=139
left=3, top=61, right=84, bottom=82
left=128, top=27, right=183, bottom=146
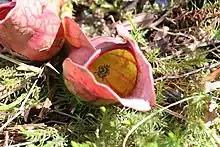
left=62, top=17, right=156, bottom=111
left=0, top=0, right=65, bottom=61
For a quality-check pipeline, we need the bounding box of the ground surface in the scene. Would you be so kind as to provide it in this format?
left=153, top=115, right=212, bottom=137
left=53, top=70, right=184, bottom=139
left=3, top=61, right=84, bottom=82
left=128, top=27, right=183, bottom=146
left=0, top=0, right=220, bottom=146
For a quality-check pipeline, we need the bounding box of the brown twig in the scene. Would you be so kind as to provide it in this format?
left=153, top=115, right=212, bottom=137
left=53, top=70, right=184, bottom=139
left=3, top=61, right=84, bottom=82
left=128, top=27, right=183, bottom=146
left=149, top=2, right=179, bottom=28
left=150, top=26, right=194, bottom=39
left=6, top=123, right=46, bottom=130
left=154, top=104, right=188, bottom=121
left=51, top=109, right=78, bottom=120
left=3, top=131, right=9, bottom=147
left=155, top=62, right=220, bottom=81
left=0, top=111, right=22, bottom=132
left=9, top=142, right=33, bottom=147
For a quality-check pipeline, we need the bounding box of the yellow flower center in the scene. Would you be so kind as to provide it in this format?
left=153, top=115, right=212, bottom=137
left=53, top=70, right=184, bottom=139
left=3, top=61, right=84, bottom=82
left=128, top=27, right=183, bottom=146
left=89, top=49, right=138, bottom=97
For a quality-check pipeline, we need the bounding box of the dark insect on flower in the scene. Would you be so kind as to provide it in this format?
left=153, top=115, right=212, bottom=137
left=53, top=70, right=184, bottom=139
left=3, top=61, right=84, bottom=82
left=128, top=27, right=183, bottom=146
left=95, top=64, right=110, bottom=80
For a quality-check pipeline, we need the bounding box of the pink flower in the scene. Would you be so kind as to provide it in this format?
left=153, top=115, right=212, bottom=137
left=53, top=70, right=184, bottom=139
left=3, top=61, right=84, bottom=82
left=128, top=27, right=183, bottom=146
left=62, top=17, right=156, bottom=111
left=0, top=0, right=65, bottom=61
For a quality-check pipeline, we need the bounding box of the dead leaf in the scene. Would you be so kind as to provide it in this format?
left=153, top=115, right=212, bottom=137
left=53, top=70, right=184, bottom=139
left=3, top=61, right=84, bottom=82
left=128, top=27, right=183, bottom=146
left=185, top=39, right=200, bottom=51
left=7, top=123, right=46, bottom=131
left=122, top=13, right=156, bottom=30
left=154, top=26, right=172, bottom=54
left=205, top=68, right=220, bottom=82
left=205, top=81, right=220, bottom=93
left=38, top=98, right=52, bottom=119
left=23, top=108, right=31, bottom=122
left=154, top=26, right=169, bottom=41
left=0, top=84, right=5, bottom=92
left=204, top=99, right=218, bottom=127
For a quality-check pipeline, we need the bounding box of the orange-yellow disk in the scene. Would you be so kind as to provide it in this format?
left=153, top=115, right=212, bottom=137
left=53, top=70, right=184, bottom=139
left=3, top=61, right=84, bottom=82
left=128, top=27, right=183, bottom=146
left=89, top=49, right=137, bottom=97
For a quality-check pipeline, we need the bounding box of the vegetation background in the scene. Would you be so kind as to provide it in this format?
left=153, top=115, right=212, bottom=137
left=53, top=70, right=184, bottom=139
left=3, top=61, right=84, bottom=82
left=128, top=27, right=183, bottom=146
left=0, top=0, right=220, bottom=146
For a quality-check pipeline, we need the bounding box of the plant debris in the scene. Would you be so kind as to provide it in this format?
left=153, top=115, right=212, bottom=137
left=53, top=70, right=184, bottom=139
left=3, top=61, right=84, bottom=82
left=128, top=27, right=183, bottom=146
left=0, top=0, right=220, bottom=146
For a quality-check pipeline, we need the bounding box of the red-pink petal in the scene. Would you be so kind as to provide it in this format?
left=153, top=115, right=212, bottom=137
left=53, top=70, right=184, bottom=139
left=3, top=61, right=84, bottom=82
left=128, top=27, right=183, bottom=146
left=63, top=17, right=156, bottom=111
left=115, top=24, right=156, bottom=108
left=89, top=35, right=156, bottom=111
left=62, top=17, right=96, bottom=65
left=0, top=0, right=65, bottom=61
left=63, top=57, right=119, bottom=103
